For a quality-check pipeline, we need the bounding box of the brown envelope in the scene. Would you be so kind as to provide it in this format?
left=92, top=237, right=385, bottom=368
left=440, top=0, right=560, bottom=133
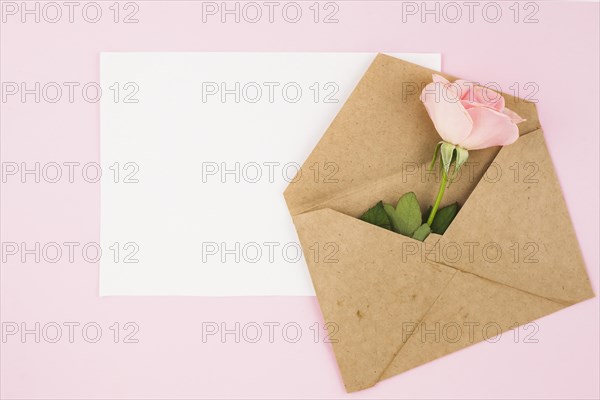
left=283, top=54, right=594, bottom=392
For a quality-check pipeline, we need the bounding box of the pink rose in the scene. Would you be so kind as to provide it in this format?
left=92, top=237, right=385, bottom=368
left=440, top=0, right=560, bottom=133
left=420, top=74, right=525, bottom=150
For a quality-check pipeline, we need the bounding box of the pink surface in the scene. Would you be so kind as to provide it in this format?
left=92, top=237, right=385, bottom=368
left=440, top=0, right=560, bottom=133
left=1, top=1, right=598, bottom=399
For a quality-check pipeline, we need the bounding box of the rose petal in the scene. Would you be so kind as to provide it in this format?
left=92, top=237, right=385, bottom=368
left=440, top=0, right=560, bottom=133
left=420, top=81, right=473, bottom=145
left=459, top=107, right=519, bottom=150
left=502, top=107, right=526, bottom=124
left=473, top=86, right=505, bottom=111
left=432, top=74, right=449, bottom=84
left=455, top=80, right=505, bottom=111
left=460, top=100, right=477, bottom=110
left=454, top=79, right=476, bottom=100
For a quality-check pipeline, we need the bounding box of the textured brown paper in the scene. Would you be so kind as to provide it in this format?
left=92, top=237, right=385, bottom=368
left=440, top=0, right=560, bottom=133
left=284, top=54, right=594, bottom=392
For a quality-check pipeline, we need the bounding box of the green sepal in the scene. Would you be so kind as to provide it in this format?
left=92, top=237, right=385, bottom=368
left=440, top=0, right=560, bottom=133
left=440, top=142, right=456, bottom=177
left=429, top=141, right=443, bottom=171
left=449, top=147, right=469, bottom=182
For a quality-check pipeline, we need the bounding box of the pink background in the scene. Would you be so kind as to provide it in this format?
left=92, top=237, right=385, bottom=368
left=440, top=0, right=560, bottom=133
left=1, top=1, right=598, bottom=398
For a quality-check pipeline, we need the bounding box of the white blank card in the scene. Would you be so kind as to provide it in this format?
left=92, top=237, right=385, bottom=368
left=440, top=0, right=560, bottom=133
left=99, top=52, right=441, bottom=296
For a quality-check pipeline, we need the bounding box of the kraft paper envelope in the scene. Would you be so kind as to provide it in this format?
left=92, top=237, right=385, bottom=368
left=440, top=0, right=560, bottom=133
left=283, top=54, right=595, bottom=392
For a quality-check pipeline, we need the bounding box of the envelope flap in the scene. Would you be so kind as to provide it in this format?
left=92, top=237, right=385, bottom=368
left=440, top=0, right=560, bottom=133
left=284, top=54, right=540, bottom=216
left=293, top=208, right=456, bottom=392
left=380, top=270, right=565, bottom=380
left=435, top=129, right=594, bottom=304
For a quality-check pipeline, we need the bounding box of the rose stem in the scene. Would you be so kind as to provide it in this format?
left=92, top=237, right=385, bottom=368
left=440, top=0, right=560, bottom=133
left=427, top=167, right=448, bottom=226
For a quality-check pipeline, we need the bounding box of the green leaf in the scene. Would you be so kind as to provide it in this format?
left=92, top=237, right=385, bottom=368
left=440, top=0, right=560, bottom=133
left=359, top=201, right=391, bottom=230
left=384, top=192, right=422, bottom=236
left=422, top=206, right=432, bottom=224
left=430, top=202, right=460, bottom=235
left=411, top=223, right=431, bottom=242
left=383, top=203, right=399, bottom=231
